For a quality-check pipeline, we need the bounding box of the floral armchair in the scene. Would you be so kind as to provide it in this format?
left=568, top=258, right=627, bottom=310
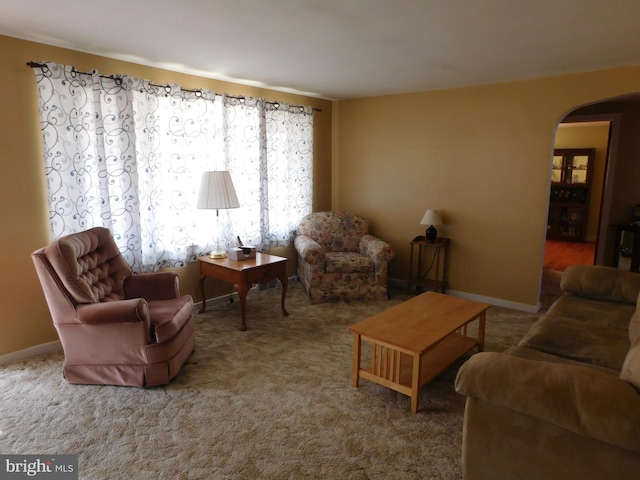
left=294, top=212, right=395, bottom=303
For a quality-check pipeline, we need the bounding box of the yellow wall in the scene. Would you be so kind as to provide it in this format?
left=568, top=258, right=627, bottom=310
left=335, top=66, right=640, bottom=309
left=554, top=123, right=610, bottom=241
left=3, top=31, right=640, bottom=358
left=0, top=35, right=332, bottom=357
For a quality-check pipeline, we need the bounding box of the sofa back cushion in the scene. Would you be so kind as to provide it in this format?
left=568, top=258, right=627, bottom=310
left=561, top=265, right=640, bottom=304
left=629, top=290, right=640, bottom=344
left=297, top=212, right=368, bottom=252
left=44, top=227, right=132, bottom=304
left=620, top=334, right=640, bottom=391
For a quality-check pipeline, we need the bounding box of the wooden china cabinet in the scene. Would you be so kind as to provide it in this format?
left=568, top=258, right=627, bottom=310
left=546, top=148, right=595, bottom=242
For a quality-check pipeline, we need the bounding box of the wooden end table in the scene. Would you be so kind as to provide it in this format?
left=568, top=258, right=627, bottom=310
left=349, top=291, right=489, bottom=413
left=408, top=236, right=449, bottom=293
left=198, top=253, right=289, bottom=331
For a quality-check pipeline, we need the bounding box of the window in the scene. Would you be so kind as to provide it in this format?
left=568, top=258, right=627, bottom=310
left=32, top=62, right=313, bottom=272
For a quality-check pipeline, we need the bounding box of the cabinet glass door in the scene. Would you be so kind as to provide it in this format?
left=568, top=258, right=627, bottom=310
left=568, top=155, right=589, bottom=184
left=551, top=155, right=563, bottom=182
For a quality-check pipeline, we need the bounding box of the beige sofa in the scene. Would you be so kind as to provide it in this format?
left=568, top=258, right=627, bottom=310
left=455, top=265, right=640, bottom=480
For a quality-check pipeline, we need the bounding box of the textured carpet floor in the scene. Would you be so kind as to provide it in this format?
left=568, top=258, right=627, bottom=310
left=0, top=281, right=547, bottom=479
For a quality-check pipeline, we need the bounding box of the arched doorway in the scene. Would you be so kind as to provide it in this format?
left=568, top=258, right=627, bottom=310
left=544, top=94, right=640, bottom=274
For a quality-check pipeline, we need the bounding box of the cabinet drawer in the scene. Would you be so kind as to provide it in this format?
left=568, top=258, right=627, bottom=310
left=245, top=264, right=284, bottom=283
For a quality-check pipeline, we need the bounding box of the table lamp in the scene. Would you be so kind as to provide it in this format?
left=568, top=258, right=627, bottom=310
left=420, top=209, right=443, bottom=243
left=196, top=171, right=240, bottom=258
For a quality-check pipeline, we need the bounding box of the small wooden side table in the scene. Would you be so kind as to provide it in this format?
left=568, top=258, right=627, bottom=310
left=408, top=236, right=449, bottom=293
left=198, top=253, right=289, bottom=331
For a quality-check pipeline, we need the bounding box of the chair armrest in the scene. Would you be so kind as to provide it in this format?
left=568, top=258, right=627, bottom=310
left=124, top=272, right=180, bottom=300
left=455, top=352, right=640, bottom=453
left=360, top=234, right=395, bottom=265
left=76, top=298, right=150, bottom=326
left=294, top=234, right=325, bottom=265
left=61, top=300, right=152, bottom=363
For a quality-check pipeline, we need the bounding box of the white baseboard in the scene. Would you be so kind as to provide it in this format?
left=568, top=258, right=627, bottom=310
left=388, top=277, right=540, bottom=313
left=445, top=289, right=540, bottom=313
left=0, top=340, right=62, bottom=365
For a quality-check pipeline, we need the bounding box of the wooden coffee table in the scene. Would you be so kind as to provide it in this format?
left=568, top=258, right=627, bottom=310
left=349, top=291, right=490, bottom=413
left=198, top=253, right=289, bottom=331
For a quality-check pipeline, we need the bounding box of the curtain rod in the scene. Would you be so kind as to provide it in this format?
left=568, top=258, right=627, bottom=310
left=27, top=61, right=321, bottom=112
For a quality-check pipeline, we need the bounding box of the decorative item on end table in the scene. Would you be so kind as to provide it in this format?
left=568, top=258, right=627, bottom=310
left=420, top=209, right=443, bottom=243
left=196, top=171, right=240, bottom=259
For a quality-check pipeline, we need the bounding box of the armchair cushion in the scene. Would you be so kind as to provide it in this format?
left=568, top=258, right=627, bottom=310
left=325, top=252, right=374, bottom=274
left=124, top=272, right=180, bottom=300
left=148, top=296, right=195, bottom=343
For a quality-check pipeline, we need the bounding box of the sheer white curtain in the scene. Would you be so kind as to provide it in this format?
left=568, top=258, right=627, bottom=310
left=33, top=62, right=313, bottom=272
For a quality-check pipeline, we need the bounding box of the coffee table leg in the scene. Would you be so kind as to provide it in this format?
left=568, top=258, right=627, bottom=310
left=352, top=333, right=362, bottom=387
left=411, top=354, right=421, bottom=413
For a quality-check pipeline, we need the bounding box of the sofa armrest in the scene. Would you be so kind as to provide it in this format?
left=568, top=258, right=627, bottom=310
left=294, top=234, right=325, bottom=266
left=455, top=352, right=640, bottom=453
left=124, top=272, right=179, bottom=300
left=360, top=234, right=395, bottom=268
left=76, top=299, right=150, bottom=326
left=561, top=265, right=640, bottom=304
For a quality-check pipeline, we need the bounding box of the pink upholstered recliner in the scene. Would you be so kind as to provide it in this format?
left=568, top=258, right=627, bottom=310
left=31, top=227, right=195, bottom=387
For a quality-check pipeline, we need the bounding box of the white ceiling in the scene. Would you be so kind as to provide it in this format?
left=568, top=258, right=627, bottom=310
left=3, top=0, right=640, bottom=100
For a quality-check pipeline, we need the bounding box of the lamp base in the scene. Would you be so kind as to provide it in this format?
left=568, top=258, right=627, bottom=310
left=209, top=247, right=227, bottom=259
left=425, top=226, right=438, bottom=243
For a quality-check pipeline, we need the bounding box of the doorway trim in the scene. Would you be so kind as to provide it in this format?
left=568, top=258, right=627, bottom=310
left=557, top=113, right=621, bottom=265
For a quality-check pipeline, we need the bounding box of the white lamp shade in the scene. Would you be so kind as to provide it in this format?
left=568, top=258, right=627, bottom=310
left=420, top=209, right=443, bottom=226
left=196, top=171, right=240, bottom=210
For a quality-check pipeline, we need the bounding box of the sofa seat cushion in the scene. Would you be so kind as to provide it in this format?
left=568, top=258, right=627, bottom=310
left=505, top=345, right=620, bottom=376
left=148, top=295, right=194, bottom=343
left=546, top=294, right=635, bottom=331
left=519, top=315, right=630, bottom=371
left=325, top=252, right=374, bottom=274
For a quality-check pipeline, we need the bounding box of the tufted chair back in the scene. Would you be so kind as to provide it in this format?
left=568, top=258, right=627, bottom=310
left=44, top=226, right=132, bottom=304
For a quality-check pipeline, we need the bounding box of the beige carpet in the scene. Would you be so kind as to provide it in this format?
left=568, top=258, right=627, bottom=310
left=0, top=281, right=549, bottom=479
